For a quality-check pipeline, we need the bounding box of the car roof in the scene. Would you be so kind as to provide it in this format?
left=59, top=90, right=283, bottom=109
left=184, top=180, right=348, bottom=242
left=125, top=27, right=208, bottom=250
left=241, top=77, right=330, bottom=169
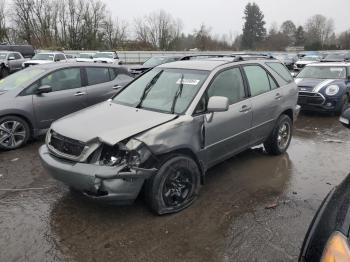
left=31, top=62, right=127, bottom=70
left=158, top=59, right=233, bottom=71
left=306, top=62, right=350, bottom=67
left=36, top=52, right=64, bottom=55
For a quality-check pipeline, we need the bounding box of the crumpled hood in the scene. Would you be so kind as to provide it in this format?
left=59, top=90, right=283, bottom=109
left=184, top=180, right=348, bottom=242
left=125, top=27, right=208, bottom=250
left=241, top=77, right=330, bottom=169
left=295, top=78, right=341, bottom=92
left=51, top=101, right=177, bottom=145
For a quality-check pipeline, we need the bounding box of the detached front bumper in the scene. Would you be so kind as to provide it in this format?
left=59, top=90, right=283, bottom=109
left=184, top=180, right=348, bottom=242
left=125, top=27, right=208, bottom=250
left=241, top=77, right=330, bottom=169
left=39, top=145, right=157, bottom=203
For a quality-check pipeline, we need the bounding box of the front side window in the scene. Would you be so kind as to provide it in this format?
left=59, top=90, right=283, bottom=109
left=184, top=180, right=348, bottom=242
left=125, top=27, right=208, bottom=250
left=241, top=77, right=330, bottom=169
left=115, top=74, right=133, bottom=82
left=41, top=68, right=82, bottom=92
left=297, top=66, right=347, bottom=79
left=113, top=68, right=208, bottom=114
left=13, top=53, right=22, bottom=59
left=207, top=67, right=245, bottom=105
left=266, top=62, right=293, bottom=83
left=243, top=65, right=271, bottom=96
left=86, top=67, right=111, bottom=85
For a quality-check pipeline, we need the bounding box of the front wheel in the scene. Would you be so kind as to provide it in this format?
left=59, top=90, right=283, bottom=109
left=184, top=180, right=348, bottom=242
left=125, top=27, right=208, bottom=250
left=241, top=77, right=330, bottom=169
left=145, top=155, right=201, bottom=215
left=264, top=115, right=292, bottom=155
left=0, top=116, right=30, bottom=150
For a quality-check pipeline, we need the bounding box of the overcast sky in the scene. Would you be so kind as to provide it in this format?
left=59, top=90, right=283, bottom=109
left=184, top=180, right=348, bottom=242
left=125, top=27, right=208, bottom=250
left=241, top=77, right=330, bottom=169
left=104, top=0, right=349, bottom=38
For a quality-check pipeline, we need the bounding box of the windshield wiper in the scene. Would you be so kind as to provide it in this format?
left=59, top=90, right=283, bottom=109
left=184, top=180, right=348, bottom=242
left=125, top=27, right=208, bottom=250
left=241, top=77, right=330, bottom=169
left=136, top=70, right=164, bottom=108
left=171, top=74, right=184, bottom=114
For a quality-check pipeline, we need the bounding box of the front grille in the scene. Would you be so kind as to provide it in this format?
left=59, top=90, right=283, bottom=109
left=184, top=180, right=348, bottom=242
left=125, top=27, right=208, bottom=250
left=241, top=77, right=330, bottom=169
left=298, top=92, right=325, bottom=105
left=49, top=132, right=85, bottom=157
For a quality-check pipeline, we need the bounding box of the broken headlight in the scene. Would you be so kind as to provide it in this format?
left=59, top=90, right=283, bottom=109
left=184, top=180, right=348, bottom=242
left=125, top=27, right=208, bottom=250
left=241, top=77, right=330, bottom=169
left=99, top=139, right=152, bottom=167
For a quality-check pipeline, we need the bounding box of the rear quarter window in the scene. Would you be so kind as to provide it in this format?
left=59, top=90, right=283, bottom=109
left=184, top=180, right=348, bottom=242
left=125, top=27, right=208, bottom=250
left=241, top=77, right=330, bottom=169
left=266, top=62, right=293, bottom=84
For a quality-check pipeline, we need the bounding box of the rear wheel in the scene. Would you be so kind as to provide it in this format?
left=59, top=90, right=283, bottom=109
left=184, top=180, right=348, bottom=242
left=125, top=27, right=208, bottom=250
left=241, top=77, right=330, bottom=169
left=0, top=116, right=30, bottom=150
left=264, top=114, right=292, bottom=155
left=145, top=155, right=201, bottom=215
left=0, top=66, right=9, bottom=78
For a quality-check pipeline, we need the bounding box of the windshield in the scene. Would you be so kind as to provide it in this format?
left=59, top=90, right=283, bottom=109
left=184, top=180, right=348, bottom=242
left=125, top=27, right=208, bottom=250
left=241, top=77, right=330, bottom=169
left=79, top=53, right=94, bottom=59
left=0, top=53, right=7, bottom=59
left=94, top=53, right=114, bottom=58
left=32, top=53, right=54, bottom=61
left=113, top=68, right=209, bottom=114
left=301, top=56, right=319, bottom=61
left=298, top=66, right=347, bottom=79
left=143, top=57, right=171, bottom=67
left=0, top=68, right=46, bottom=91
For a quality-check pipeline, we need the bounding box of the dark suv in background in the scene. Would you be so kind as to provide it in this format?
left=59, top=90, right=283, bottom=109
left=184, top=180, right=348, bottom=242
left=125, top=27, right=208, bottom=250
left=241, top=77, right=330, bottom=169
left=0, top=63, right=133, bottom=150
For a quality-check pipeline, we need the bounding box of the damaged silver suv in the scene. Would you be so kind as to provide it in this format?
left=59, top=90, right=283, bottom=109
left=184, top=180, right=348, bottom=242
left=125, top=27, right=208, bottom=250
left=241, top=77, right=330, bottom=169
left=39, top=58, right=300, bottom=214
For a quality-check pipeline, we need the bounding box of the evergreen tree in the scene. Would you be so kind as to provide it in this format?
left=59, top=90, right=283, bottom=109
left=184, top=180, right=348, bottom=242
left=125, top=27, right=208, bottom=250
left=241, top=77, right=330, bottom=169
left=241, top=2, right=266, bottom=50
left=295, top=26, right=305, bottom=46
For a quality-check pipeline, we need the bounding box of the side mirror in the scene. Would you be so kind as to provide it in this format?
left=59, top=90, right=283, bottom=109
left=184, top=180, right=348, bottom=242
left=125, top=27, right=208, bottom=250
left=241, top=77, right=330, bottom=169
left=36, top=85, right=52, bottom=94
left=8, top=56, right=15, bottom=61
left=340, top=108, right=350, bottom=129
left=291, top=72, right=298, bottom=78
left=118, top=61, right=123, bottom=65
left=207, top=96, right=229, bottom=113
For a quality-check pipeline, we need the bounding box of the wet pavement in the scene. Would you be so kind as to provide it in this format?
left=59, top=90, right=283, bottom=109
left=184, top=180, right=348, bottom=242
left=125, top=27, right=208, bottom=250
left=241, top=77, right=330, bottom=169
left=1, top=113, right=350, bottom=262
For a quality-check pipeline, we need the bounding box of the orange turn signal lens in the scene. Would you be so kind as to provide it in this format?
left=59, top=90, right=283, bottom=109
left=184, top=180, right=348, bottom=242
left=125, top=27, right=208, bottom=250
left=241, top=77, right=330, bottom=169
left=321, top=232, right=350, bottom=262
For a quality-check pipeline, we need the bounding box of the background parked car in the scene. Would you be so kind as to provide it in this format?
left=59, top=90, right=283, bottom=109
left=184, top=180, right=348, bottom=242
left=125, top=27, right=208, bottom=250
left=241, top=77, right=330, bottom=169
left=322, top=52, right=350, bottom=62
left=295, top=62, right=350, bottom=114
left=129, top=55, right=183, bottom=76
left=0, top=63, right=133, bottom=150
left=22, top=52, right=67, bottom=68
left=93, top=51, right=120, bottom=64
left=273, top=53, right=298, bottom=70
left=0, top=44, right=35, bottom=58
left=76, top=52, right=96, bottom=62
left=294, top=55, right=321, bottom=71
left=0, top=51, right=26, bottom=78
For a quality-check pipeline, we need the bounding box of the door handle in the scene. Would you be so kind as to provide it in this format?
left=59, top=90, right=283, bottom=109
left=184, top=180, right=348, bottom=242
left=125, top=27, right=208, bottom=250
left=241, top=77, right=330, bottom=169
left=239, top=105, right=251, bottom=113
left=275, top=93, right=282, bottom=100
left=74, top=91, right=86, bottom=96
left=113, top=85, right=122, bottom=89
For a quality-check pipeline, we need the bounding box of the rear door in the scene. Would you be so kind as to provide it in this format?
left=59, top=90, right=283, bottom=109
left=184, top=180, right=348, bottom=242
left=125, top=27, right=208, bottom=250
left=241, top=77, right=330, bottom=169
left=33, top=67, right=88, bottom=129
left=203, top=67, right=253, bottom=167
left=84, top=67, right=133, bottom=106
left=242, top=64, right=282, bottom=144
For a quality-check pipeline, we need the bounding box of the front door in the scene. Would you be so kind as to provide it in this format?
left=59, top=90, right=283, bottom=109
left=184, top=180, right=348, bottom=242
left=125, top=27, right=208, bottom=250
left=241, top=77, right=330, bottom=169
left=204, top=67, right=253, bottom=167
left=33, top=67, right=88, bottom=129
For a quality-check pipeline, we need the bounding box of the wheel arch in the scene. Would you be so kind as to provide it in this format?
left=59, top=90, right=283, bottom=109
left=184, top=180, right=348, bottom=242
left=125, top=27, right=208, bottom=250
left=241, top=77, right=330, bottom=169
left=280, top=108, right=294, bottom=122
left=154, top=147, right=206, bottom=184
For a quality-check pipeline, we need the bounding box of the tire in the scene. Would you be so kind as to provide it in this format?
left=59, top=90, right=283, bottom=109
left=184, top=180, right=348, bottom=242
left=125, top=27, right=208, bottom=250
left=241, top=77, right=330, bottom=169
left=145, top=155, right=201, bottom=215
left=0, top=116, right=30, bottom=150
left=264, top=114, right=292, bottom=156
left=336, top=95, right=349, bottom=115
left=0, top=66, right=9, bottom=78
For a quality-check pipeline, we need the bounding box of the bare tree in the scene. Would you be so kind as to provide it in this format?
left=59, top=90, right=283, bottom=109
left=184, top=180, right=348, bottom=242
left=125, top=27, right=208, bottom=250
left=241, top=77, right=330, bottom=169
left=305, top=14, right=334, bottom=48
left=103, top=15, right=128, bottom=49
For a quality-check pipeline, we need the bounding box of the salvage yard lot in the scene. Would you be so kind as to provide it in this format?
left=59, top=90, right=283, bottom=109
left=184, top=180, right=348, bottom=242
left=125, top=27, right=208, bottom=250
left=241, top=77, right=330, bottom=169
left=1, top=113, right=350, bottom=262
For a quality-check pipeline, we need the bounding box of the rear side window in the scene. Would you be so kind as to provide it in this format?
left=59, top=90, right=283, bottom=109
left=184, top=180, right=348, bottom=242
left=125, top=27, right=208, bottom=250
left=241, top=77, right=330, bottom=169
left=109, top=68, right=118, bottom=79
left=55, top=54, right=66, bottom=61
left=86, top=67, right=111, bottom=85
left=266, top=62, right=293, bottom=83
left=243, top=65, right=271, bottom=96
left=208, top=67, right=245, bottom=105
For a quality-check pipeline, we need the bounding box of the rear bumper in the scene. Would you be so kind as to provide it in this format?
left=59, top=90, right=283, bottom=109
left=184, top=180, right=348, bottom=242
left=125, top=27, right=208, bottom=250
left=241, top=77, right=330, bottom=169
left=39, top=145, right=156, bottom=203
